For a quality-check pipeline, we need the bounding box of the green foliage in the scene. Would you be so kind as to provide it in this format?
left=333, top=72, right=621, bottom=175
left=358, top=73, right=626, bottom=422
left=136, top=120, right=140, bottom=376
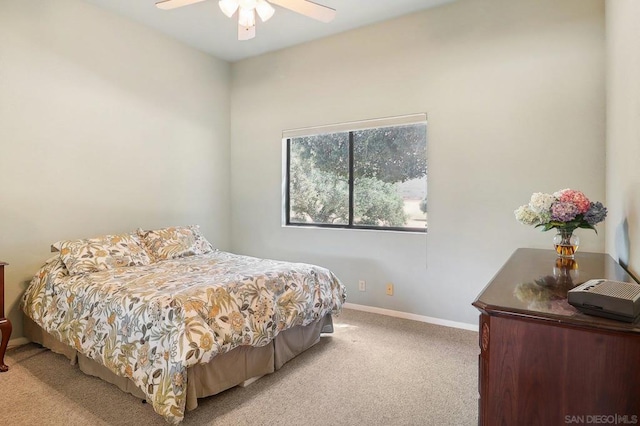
left=289, top=156, right=407, bottom=226
left=354, top=178, right=407, bottom=227
left=289, top=123, right=427, bottom=227
left=293, top=124, right=426, bottom=183
left=289, top=155, right=349, bottom=224
left=534, top=216, right=598, bottom=234
left=419, top=198, right=428, bottom=214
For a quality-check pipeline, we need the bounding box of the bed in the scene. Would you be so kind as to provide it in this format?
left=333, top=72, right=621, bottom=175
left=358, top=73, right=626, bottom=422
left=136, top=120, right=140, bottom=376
left=21, top=226, right=346, bottom=424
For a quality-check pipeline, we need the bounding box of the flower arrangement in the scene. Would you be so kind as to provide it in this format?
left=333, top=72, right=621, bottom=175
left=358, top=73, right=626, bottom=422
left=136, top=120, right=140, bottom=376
left=514, top=188, right=607, bottom=233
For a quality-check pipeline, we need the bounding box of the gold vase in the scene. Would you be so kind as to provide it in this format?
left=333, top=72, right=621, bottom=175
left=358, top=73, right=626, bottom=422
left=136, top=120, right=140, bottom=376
left=553, top=229, right=579, bottom=259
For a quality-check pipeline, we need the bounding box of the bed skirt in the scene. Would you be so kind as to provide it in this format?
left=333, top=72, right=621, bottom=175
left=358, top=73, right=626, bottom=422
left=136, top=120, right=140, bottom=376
left=23, top=314, right=333, bottom=411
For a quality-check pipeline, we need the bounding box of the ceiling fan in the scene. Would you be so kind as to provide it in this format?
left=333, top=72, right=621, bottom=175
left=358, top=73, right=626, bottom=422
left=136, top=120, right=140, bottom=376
left=155, top=0, right=336, bottom=41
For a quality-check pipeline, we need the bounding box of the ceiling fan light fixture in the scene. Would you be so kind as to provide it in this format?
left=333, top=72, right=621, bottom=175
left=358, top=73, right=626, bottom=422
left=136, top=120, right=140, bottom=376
left=255, top=0, right=275, bottom=22
left=218, top=0, right=239, bottom=18
left=160, top=0, right=336, bottom=41
left=238, top=7, right=256, bottom=27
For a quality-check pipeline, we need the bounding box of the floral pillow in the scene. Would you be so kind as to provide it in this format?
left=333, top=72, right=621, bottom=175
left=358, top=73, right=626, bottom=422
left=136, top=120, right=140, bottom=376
left=58, top=233, right=152, bottom=276
left=137, top=225, right=214, bottom=262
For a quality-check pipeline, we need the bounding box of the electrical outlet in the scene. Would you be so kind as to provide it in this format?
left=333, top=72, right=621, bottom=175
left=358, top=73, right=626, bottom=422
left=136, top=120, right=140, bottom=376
left=386, top=283, right=394, bottom=296
left=358, top=280, right=366, bottom=291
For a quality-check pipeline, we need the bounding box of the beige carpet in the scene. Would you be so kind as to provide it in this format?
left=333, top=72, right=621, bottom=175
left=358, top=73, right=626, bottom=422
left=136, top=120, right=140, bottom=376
left=0, top=309, right=479, bottom=425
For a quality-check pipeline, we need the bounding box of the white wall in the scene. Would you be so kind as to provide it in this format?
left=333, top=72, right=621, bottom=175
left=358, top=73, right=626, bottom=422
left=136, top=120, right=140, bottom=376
left=0, top=0, right=231, bottom=339
left=230, top=0, right=605, bottom=325
left=606, top=0, right=640, bottom=279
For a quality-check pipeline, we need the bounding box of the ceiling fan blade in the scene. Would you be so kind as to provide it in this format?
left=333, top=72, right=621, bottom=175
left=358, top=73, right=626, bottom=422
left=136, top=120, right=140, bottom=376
left=268, top=0, right=336, bottom=23
left=238, top=24, right=256, bottom=41
left=155, top=0, right=206, bottom=10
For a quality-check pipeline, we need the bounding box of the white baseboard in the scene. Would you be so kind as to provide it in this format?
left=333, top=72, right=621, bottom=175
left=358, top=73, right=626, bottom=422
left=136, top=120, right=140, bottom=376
left=8, top=337, right=30, bottom=349
left=343, top=303, right=479, bottom=332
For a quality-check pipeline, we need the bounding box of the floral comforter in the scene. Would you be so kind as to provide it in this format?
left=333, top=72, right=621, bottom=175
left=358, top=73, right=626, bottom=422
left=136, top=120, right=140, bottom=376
left=22, top=251, right=346, bottom=423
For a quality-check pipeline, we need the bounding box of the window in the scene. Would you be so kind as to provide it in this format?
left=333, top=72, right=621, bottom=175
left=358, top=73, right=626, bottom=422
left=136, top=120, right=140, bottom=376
left=284, top=114, right=427, bottom=232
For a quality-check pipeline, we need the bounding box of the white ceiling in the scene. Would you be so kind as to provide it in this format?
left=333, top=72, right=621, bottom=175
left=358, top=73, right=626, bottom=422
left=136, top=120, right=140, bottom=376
left=83, top=0, right=455, bottom=62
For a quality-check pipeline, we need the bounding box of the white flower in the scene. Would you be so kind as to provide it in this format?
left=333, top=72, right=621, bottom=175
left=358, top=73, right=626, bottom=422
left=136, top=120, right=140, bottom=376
left=529, top=192, right=556, bottom=214
left=514, top=205, right=541, bottom=226
left=537, top=210, right=551, bottom=223
left=553, top=188, right=570, bottom=198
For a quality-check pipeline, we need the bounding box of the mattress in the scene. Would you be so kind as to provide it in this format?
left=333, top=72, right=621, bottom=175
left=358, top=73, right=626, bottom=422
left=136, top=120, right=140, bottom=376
left=22, top=250, right=345, bottom=423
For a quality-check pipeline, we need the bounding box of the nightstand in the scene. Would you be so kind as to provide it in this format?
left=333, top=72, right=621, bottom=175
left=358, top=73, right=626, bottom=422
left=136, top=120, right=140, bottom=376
left=0, top=262, right=11, bottom=372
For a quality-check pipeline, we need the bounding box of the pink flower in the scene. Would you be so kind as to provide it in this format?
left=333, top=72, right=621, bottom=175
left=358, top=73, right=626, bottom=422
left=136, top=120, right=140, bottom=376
left=559, top=189, right=590, bottom=214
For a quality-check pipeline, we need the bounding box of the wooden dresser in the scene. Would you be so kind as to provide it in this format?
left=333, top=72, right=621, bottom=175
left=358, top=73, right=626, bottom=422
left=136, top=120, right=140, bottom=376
left=0, top=261, right=11, bottom=372
left=473, top=249, right=640, bottom=426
